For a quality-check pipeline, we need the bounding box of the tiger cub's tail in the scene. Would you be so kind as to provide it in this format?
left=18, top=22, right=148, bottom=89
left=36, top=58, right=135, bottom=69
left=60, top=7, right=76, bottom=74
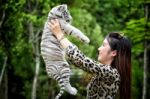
left=55, top=86, right=65, bottom=99
left=53, top=72, right=65, bottom=99
left=53, top=65, right=77, bottom=99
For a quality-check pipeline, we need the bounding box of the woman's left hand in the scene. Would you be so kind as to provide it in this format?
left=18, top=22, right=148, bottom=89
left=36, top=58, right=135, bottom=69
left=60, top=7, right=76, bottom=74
left=49, top=19, right=64, bottom=40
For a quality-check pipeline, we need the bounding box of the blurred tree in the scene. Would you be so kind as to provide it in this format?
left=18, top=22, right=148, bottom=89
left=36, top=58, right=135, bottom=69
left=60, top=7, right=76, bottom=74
left=142, top=2, right=150, bottom=99
left=0, top=0, right=148, bottom=99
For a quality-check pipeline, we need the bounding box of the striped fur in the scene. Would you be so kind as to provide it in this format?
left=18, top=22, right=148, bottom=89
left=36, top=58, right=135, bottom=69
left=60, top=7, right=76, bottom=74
left=40, top=4, right=89, bottom=99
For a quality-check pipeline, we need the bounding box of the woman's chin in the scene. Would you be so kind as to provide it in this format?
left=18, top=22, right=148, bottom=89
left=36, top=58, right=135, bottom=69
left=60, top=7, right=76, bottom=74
left=98, top=58, right=103, bottom=63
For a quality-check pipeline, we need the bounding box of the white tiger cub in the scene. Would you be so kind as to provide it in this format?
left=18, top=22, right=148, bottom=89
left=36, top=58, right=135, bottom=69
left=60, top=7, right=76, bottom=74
left=41, top=4, right=90, bottom=99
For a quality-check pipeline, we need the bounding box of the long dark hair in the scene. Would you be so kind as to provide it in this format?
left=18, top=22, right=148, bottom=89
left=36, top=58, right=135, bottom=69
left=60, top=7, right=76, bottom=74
left=106, top=32, right=131, bottom=99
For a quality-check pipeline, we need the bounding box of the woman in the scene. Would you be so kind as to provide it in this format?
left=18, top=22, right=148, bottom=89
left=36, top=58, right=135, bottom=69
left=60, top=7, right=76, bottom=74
left=49, top=19, right=131, bottom=99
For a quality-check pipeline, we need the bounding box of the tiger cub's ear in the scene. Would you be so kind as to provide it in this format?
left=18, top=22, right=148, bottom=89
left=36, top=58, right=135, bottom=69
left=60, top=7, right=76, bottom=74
left=58, top=4, right=67, bottom=12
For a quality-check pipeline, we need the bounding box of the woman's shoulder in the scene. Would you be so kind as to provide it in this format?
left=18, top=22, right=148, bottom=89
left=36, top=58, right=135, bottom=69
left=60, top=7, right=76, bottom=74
left=66, top=44, right=120, bottom=81
left=96, top=63, right=120, bottom=80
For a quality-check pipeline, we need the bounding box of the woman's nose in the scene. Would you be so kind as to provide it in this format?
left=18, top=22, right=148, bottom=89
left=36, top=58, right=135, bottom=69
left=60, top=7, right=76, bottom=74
left=98, top=47, right=101, bottom=51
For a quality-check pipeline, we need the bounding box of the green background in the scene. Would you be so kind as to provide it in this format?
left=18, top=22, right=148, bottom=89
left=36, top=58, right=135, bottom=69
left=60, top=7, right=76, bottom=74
left=0, top=0, right=150, bottom=99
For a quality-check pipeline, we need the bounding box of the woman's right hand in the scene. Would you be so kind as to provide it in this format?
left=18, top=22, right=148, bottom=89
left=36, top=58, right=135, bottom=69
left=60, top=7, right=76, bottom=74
left=49, top=19, right=64, bottom=40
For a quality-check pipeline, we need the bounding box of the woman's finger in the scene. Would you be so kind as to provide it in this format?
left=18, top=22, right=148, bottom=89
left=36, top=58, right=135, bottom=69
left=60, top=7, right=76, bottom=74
left=48, top=22, right=53, bottom=29
left=50, top=19, right=58, bottom=24
left=54, top=19, right=59, bottom=24
left=49, top=19, right=58, bottom=27
left=50, top=19, right=55, bottom=25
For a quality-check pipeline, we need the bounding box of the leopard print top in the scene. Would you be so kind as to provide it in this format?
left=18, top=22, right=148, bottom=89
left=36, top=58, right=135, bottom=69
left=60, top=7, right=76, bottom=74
left=66, top=45, right=120, bottom=99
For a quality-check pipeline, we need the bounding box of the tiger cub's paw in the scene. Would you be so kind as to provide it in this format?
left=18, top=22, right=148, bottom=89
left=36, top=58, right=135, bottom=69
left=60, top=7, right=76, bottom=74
left=70, top=87, right=77, bottom=95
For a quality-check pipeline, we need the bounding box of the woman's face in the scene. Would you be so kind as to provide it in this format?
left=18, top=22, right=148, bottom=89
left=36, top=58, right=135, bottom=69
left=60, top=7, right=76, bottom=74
left=98, top=38, right=116, bottom=65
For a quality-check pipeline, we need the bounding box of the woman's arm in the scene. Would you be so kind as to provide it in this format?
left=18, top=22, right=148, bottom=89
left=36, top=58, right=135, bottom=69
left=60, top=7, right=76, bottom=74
left=49, top=19, right=119, bottom=78
left=49, top=19, right=72, bottom=49
left=65, top=44, right=119, bottom=76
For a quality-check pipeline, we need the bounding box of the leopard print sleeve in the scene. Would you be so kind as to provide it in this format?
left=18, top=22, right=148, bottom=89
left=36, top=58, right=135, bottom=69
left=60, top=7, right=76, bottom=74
left=66, top=45, right=120, bottom=77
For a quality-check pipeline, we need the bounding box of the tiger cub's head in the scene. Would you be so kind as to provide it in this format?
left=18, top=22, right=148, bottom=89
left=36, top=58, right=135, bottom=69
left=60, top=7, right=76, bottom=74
left=48, top=4, right=72, bottom=23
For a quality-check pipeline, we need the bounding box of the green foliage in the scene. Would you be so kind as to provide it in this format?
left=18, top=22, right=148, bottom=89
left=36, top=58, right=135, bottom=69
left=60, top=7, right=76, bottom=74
left=69, top=7, right=103, bottom=59
left=123, top=18, right=145, bottom=55
left=132, top=59, right=143, bottom=99
left=0, top=0, right=148, bottom=99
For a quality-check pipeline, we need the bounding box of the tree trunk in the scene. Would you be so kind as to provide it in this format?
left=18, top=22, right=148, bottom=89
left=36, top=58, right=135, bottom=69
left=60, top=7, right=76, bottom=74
left=4, top=70, right=8, bottom=99
left=0, top=57, right=7, bottom=86
left=142, top=2, right=149, bottom=99
left=31, top=42, right=40, bottom=99
left=0, top=57, right=8, bottom=99
left=142, top=45, right=147, bottom=99
left=0, top=10, right=5, bottom=28
left=28, top=22, right=41, bottom=99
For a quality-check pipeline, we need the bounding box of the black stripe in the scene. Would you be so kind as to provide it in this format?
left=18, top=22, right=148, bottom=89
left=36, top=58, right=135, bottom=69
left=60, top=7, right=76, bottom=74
left=59, top=81, right=64, bottom=84
left=50, top=12, right=54, bottom=15
left=55, top=14, right=62, bottom=18
left=56, top=77, right=61, bottom=81
left=69, top=30, right=73, bottom=35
